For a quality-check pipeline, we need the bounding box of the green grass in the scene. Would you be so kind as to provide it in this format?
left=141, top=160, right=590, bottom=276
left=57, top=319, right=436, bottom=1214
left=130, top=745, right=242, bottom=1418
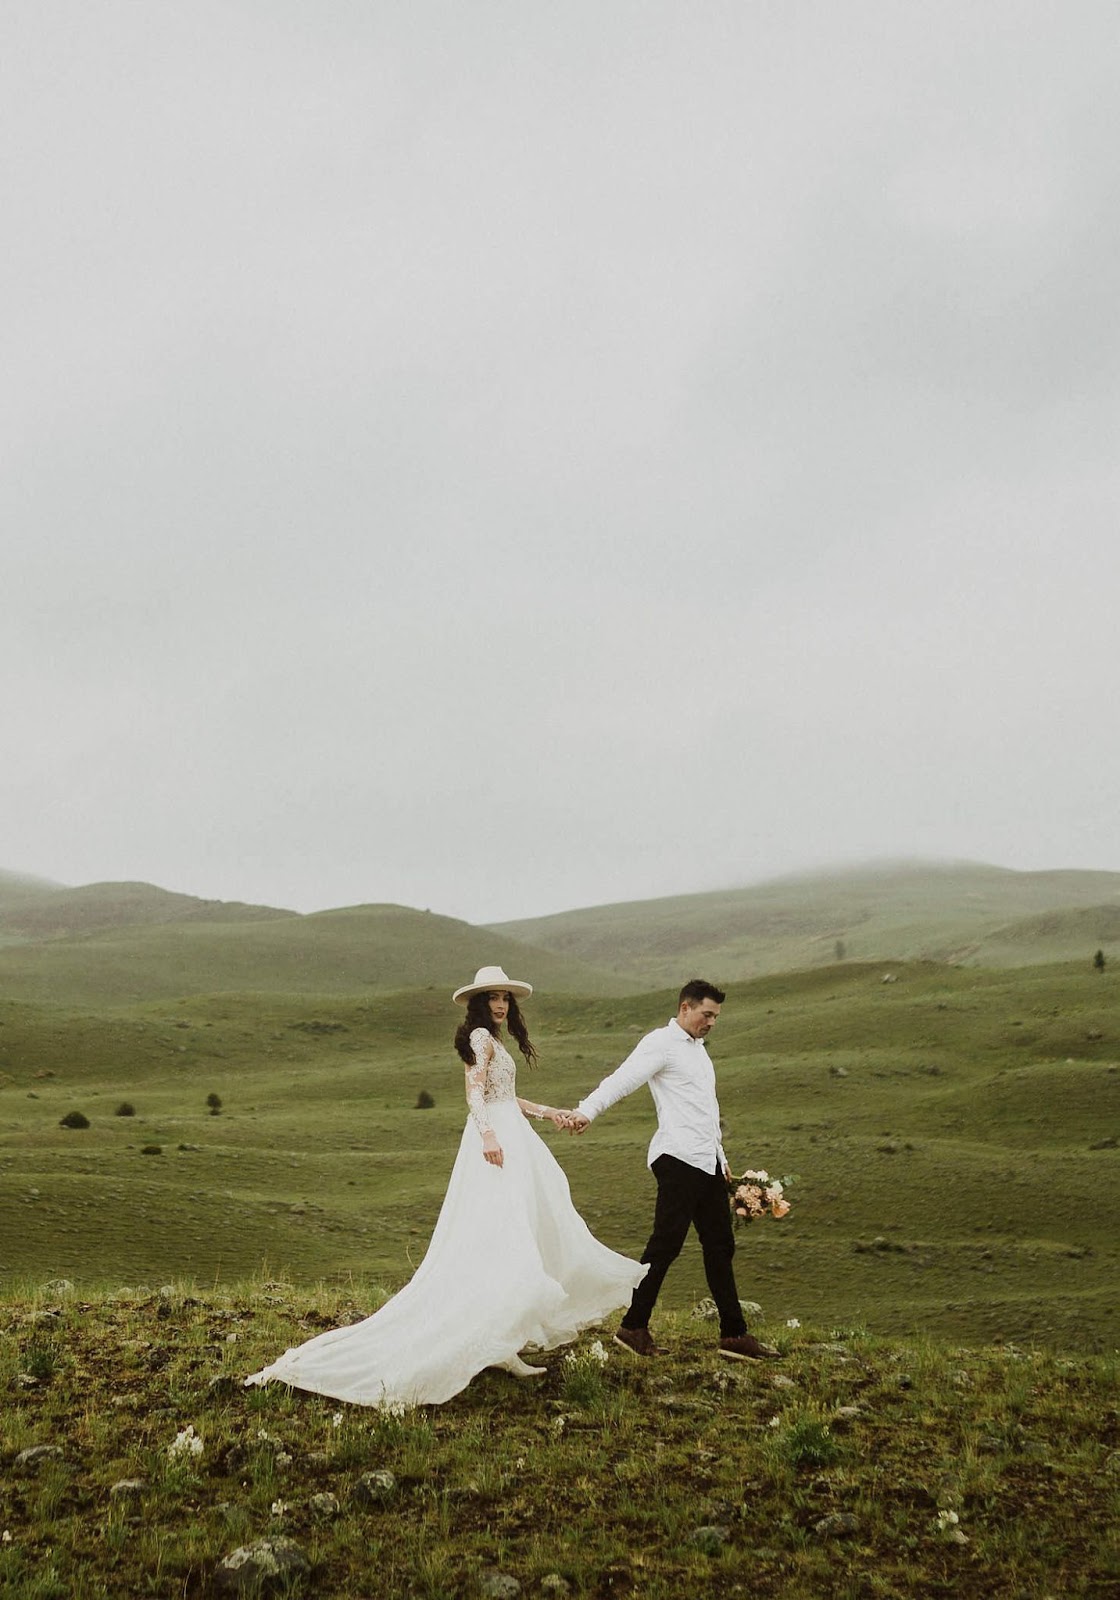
left=1, top=960, right=1117, bottom=1352
left=0, top=903, right=637, bottom=1004
left=5, top=862, right=1120, bottom=1001
left=489, top=861, right=1120, bottom=982
left=1, top=1284, right=1117, bottom=1598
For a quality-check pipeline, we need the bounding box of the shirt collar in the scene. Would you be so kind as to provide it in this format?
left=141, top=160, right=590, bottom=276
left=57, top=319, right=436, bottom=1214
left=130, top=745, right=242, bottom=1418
left=668, top=1017, right=699, bottom=1044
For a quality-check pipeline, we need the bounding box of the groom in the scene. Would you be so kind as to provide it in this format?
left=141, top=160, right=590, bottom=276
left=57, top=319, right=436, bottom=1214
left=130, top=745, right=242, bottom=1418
left=564, top=979, right=778, bottom=1361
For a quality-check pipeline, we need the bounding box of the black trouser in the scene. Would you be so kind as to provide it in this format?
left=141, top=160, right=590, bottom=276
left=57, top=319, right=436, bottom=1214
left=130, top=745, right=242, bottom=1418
left=622, top=1153, right=747, bottom=1338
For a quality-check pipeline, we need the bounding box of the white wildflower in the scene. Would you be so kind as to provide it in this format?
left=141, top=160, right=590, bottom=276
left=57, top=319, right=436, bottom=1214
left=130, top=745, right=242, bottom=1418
left=768, top=1416, right=781, bottom=1429
left=270, top=1500, right=288, bottom=1517
left=275, top=1452, right=293, bottom=1468
left=167, top=1425, right=203, bottom=1460
left=332, top=1412, right=344, bottom=1428
left=2, top=1530, right=12, bottom=1545
left=588, top=1340, right=609, bottom=1364
left=936, top=1509, right=960, bottom=1528
left=786, top=1317, right=801, bottom=1329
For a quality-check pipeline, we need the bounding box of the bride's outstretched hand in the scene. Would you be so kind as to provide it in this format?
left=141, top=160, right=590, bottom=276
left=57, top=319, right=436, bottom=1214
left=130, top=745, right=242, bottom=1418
left=563, top=1112, right=590, bottom=1135
left=545, top=1108, right=569, bottom=1129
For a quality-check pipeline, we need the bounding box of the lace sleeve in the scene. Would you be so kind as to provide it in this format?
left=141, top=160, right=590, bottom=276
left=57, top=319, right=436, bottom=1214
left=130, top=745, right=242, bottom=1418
left=465, top=1027, right=494, bottom=1136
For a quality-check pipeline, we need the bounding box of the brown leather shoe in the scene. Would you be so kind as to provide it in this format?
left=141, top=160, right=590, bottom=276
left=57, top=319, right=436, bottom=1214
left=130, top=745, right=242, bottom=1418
left=718, top=1332, right=781, bottom=1361
left=613, top=1326, right=662, bottom=1358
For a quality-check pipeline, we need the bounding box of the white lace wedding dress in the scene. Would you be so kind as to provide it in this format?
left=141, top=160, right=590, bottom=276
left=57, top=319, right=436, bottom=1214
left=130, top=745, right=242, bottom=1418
left=245, top=1028, right=646, bottom=1407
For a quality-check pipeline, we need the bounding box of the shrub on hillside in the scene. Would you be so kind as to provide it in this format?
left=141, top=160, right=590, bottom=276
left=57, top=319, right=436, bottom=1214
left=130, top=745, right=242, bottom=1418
left=141, top=1144, right=163, bottom=1156
left=59, top=1110, right=90, bottom=1129
left=415, top=1090, right=435, bottom=1109
left=23, top=1340, right=59, bottom=1382
left=206, top=1093, right=222, bottom=1115
left=777, top=1415, right=841, bottom=1470
left=115, top=1102, right=136, bottom=1117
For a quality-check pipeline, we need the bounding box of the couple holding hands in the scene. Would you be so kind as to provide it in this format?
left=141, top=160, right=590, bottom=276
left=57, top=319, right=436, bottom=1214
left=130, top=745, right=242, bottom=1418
left=248, top=965, right=777, bottom=1409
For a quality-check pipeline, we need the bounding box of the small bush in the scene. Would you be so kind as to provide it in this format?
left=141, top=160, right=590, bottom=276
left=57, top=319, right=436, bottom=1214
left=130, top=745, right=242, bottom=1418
left=415, top=1089, right=435, bottom=1109
left=22, top=1340, right=59, bottom=1382
left=206, top=1093, right=222, bottom=1115
left=140, top=1144, right=163, bottom=1156
left=778, top=1415, right=841, bottom=1470
left=561, top=1341, right=610, bottom=1407
left=115, top=1102, right=136, bottom=1117
left=59, top=1110, right=90, bottom=1130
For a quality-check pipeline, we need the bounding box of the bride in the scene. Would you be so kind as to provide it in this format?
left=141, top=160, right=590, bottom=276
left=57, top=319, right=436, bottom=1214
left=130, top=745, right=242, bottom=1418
left=246, top=965, right=646, bottom=1407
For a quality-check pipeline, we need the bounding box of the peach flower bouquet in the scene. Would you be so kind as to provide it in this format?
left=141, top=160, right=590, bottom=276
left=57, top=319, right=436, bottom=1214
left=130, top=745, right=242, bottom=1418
left=727, top=1167, right=794, bottom=1226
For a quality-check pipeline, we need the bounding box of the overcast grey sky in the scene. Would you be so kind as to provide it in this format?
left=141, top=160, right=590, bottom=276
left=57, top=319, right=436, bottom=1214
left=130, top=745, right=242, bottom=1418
left=3, top=1, right=1118, bottom=923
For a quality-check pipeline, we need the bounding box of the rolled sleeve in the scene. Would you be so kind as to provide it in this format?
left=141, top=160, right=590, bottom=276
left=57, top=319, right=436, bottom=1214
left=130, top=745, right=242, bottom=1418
left=576, top=1036, right=664, bottom=1120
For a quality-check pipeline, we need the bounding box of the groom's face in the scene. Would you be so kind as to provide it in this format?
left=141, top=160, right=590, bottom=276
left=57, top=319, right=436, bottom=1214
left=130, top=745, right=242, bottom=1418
left=679, top=997, right=721, bottom=1039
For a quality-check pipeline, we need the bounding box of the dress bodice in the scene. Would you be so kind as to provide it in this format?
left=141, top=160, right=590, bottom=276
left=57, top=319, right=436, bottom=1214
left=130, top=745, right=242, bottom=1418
left=465, top=1027, right=517, bottom=1134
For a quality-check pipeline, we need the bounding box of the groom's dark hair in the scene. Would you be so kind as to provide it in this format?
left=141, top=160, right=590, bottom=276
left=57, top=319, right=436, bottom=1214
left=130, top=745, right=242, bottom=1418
left=678, top=978, right=726, bottom=1007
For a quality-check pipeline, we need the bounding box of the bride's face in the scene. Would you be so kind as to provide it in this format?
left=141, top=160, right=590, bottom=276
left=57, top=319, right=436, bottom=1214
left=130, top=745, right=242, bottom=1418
left=487, top=990, right=511, bottom=1026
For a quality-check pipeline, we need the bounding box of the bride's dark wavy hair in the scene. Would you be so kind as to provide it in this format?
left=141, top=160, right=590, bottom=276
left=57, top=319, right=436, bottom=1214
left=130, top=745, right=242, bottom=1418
left=454, top=991, right=538, bottom=1068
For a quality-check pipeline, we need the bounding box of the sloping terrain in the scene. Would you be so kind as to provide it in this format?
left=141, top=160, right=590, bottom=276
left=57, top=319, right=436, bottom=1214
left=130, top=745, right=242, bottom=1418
left=2, top=958, right=1116, bottom=1354
left=488, top=861, right=1120, bottom=983
left=0, top=901, right=637, bottom=1003
left=0, top=879, right=295, bottom=940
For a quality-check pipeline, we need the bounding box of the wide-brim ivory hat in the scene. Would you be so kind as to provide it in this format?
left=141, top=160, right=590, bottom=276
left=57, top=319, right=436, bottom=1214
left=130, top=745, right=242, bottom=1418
left=452, top=965, right=533, bottom=1005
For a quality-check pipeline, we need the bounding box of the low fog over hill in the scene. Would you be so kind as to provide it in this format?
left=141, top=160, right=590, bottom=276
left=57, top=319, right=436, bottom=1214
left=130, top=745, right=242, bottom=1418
left=1, top=858, right=1118, bottom=994
left=489, top=860, right=1120, bottom=985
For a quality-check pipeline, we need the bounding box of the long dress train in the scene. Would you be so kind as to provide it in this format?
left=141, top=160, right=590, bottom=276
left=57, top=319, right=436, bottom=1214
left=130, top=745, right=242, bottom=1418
left=245, top=1030, right=646, bottom=1407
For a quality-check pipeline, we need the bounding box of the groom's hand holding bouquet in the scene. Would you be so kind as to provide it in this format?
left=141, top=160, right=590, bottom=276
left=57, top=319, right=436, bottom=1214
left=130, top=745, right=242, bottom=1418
left=727, top=1167, right=794, bottom=1226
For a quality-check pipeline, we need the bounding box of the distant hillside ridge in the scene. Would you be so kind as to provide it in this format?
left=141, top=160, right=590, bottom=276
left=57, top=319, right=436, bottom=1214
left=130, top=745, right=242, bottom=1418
left=488, top=860, right=1120, bottom=984
left=0, top=900, right=641, bottom=1003
left=0, top=878, right=296, bottom=940
left=0, top=868, right=63, bottom=905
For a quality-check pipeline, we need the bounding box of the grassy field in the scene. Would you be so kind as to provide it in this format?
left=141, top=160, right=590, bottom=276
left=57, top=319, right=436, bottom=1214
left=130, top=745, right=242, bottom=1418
left=5, top=862, right=1120, bottom=999
left=0, top=903, right=638, bottom=1005
left=490, top=862, right=1120, bottom=983
left=2, top=960, right=1117, bottom=1355
left=1, top=1283, right=1117, bottom=1599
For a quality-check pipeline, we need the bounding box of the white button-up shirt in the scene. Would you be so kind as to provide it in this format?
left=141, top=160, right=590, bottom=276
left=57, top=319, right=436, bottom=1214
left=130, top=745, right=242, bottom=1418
left=576, top=1017, right=727, bottom=1174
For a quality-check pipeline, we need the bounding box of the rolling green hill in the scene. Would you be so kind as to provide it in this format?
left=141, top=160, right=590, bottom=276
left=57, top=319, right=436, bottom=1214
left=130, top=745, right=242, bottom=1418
left=2, top=959, right=1117, bottom=1353
left=488, top=861, right=1120, bottom=985
left=0, top=879, right=295, bottom=941
left=0, top=869, right=61, bottom=901
left=0, top=900, right=639, bottom=1003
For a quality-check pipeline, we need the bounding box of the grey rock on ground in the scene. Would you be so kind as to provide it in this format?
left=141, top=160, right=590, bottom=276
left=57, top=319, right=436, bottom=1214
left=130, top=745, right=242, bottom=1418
left=693, top=1297, right=763, bottom=1320
left=690, top=1525, right=732, bottom=1553
left=479, top=1572, right=522, bottom=1599
left=309, top=1492, right=341, bottom=1519
left=352, top=1469, right=397, bottom=1506
left=814, top=1513, right=860, bottom=1538
left=14, top=1445, right=64, bottom=1470
left=214, top=1537, right=310, bottom=1595
left=109, top=1479, right=147, bottom=1500
left=539, top=1576, right=571, bottom=1597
